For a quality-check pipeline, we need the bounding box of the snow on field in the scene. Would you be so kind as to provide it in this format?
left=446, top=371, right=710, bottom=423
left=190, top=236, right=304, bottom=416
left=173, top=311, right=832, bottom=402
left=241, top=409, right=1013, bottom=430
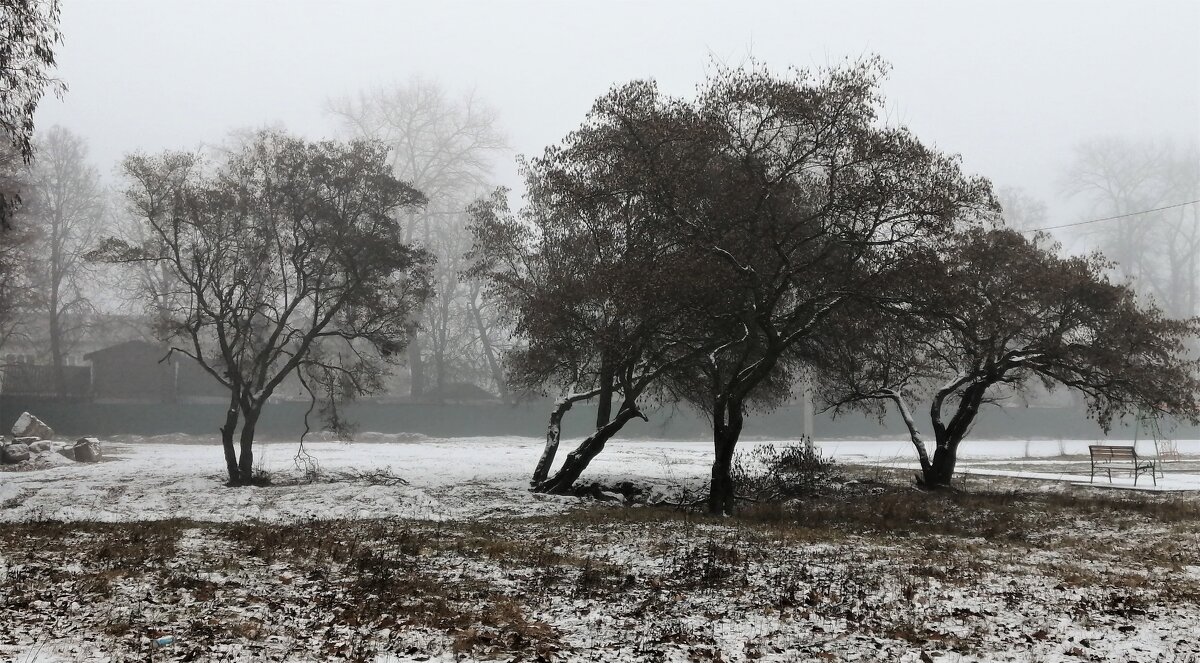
left=2, top=435, right=1200, bottom=523
left=3, top=435, right=1200, bottom=662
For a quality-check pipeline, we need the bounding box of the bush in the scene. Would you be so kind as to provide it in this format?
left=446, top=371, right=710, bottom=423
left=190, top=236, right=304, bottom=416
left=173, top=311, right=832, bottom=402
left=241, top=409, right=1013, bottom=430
left=731, top=437, right=837, bottom=501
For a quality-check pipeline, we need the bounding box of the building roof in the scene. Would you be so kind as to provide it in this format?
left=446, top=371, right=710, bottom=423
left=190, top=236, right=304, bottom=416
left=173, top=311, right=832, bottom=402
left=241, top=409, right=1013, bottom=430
left=83, top=339, right=172, bottom=362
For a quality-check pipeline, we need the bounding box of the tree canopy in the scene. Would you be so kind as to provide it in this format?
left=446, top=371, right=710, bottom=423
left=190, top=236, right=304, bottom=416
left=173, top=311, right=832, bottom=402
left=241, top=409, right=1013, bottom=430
left=97, top=131, right=434, bottom=484
left=472, top=59, right=999, bottom=510
left=815, top=226, right=1200, bottom=486
left=0, top=0, right=65, bottom=229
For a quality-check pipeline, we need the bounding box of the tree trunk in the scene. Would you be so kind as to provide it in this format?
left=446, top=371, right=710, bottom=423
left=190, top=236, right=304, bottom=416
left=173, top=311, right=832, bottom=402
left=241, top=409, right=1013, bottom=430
left=595, top=355, right=614, bottom=429
left=467, top=289, right=507, bottom=401
left=433, top=346, right=447, bottom=401
left=237, top=407, right=260, bottom=485
left=407, top=325, right=425, bottom=399
left=536, top=404, right=645, bottom=494
left=433, top=284, right=453, bottom=399
left=923, top=382, right=986, bottom=487
left=48, top=308, right=65, bottom=398
left=532, top=397, right=575, bottom=486
left=885, top=392, right=933, bottom=480
left=923, top=436, right=961, bottom=487
left=220, top=389, right=241, bottom=485
left=708, top=397, right=744, bottom=515
left=48, top=214, right=65, bottom=398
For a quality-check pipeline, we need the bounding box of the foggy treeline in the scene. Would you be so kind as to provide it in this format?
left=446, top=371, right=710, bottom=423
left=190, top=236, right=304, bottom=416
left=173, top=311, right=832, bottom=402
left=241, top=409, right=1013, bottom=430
left=0, top=79, right=517, bottom=403
left=0, top=78, right=1196, bottom=407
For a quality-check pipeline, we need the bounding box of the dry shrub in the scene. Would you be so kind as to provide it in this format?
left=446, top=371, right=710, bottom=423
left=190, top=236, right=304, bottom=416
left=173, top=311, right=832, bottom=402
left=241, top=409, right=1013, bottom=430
left=732, top=440, right=838, bottom=501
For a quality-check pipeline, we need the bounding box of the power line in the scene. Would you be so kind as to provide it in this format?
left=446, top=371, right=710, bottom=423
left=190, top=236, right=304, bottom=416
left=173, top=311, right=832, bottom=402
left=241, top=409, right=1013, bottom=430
left=1020, top=199, right=1200, bottom=233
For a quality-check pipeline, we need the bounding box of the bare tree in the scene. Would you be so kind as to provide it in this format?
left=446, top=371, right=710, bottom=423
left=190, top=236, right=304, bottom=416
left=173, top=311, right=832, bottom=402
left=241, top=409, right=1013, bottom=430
left=97, top=131, right=434, bottom=485
left=1062, top=136, right=1200, bottom=318
left=468, top=160, right=702, bottom=493
left=22, top=126, right=104, bottom=396
left=996, top=186, right=1048, bottom=231
left=659, top=60, right=995, bottom=514
left=816, top=228, right=1200, bottom=487
left=474, top=61, right=995, bottom=508
left=329, top=79, right=508, bottom=399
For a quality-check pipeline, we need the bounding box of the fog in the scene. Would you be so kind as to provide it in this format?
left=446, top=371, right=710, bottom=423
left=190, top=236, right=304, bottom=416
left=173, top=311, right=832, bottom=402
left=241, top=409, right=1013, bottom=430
left=5, top=0, right=1200, bottom=434
left=6, top=5, right=1200, bottom=656
left=35, top=0, right=1200, bottom=225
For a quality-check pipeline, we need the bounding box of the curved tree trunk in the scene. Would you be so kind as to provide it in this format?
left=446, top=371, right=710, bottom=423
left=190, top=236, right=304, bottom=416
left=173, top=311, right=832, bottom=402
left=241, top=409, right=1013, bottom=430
left=883, top=391, right=934, bottom=481
left=467, top=289, right=507, bottom=402
left=922, top=381, right=987, bottom=488
left=535, top=403, right=645, bottom=494
left=708, top=396, right=744, bottom=515
left=532, top=392, right=596, bottom=486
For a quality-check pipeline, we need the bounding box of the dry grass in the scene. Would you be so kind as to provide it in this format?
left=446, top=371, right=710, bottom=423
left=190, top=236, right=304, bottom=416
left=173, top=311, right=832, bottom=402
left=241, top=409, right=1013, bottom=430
left=2, top=468, right=1199, bottom=660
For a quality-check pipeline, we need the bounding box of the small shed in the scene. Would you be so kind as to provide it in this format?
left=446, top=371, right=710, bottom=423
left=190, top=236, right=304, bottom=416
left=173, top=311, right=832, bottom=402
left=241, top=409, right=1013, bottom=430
left=84, top=340, right=176, bottom=403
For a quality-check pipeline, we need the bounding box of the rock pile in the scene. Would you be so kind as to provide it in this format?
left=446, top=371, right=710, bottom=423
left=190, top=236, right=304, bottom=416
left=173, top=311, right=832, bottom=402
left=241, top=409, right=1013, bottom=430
left=1, top=412, right=103, bottom=467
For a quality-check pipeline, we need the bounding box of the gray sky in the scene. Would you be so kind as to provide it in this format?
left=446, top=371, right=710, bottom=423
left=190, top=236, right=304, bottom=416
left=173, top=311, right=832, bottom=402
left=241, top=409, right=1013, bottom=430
left=35, top=0, right=1200, bottom=225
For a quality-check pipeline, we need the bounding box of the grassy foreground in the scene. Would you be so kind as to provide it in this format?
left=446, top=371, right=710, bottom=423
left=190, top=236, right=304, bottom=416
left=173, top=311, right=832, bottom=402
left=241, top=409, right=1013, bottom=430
left=2, top=468, right=1199, bottom=662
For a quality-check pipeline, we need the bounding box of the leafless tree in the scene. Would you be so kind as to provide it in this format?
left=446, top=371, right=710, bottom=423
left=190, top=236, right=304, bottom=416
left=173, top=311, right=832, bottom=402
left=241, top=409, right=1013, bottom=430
left=816, top=227, right=1200, bottom=487
left=329, top=79, right=508, bottom=399
left=996, top=186, right=1048, bottom=231
left=22, top=125, right=104, bottom=395
left=97, top=131, right=433, bottom=485
left=1062, top=136, right=1200, bottom=318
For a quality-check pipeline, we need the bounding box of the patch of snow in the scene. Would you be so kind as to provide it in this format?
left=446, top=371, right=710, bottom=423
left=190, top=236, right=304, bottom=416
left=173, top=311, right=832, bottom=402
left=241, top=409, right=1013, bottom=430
left=2, top=436, right=1199, bottom=523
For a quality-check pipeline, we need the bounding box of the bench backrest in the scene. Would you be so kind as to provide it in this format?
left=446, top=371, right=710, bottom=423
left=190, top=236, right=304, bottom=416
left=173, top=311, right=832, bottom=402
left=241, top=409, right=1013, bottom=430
left=1089, top=445, right=1138, bottom=460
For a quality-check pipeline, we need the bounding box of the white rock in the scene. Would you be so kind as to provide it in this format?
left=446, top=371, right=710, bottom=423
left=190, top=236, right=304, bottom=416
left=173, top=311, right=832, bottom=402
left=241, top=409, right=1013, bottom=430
left=11, top=412, right=53, bottom=440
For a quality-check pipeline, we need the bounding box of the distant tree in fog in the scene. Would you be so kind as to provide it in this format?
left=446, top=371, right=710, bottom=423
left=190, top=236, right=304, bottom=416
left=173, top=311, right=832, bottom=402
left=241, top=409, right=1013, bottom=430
left=1063, top=137, right=1200, bottom=318
left=996, top=186, right=1048, bottom=231
left=0, top=0, right=66, bottom=228
left=329, top=79, right=508, bottom=400
left=96, top=132, right=433, bottom=485
left=814, top=227, right=1200, bottom=487
left=22, top=126, right=104, bottom=396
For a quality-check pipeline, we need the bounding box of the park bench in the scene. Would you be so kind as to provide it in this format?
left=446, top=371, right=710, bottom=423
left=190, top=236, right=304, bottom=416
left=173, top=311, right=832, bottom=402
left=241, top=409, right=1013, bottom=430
left=1089, top=445, right=1156, bottom=486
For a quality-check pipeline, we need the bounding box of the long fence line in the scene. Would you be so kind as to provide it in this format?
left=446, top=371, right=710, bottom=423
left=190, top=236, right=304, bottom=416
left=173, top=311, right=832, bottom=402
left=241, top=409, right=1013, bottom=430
left=0, top=394, right=1192, bottom=441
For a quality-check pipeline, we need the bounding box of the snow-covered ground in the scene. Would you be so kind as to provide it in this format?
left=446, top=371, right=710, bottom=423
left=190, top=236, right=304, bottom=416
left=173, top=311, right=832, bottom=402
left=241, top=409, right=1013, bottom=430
left=3, top=435, right=1199, bottom=663
left=2, top=435, right=1199, bottom=523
